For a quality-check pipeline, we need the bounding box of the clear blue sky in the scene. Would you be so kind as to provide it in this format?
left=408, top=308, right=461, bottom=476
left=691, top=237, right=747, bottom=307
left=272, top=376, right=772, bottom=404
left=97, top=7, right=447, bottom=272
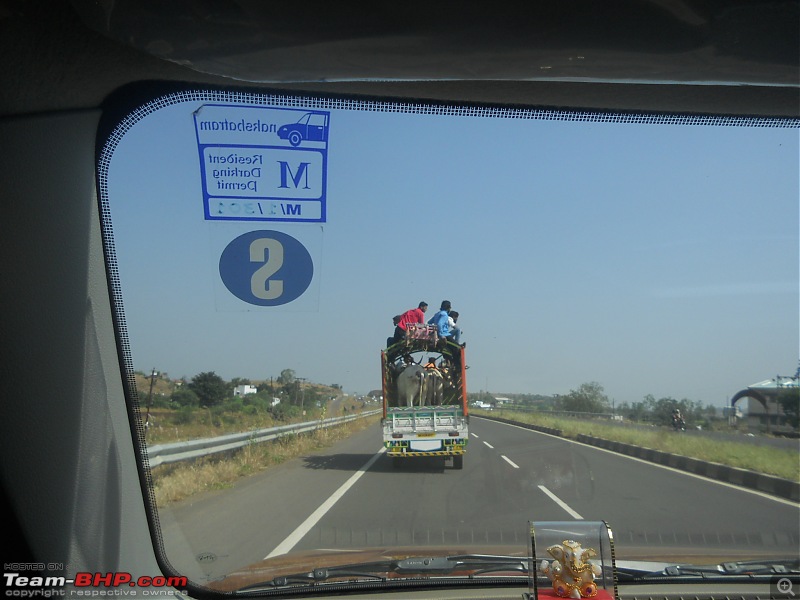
left=106, top=97, right=799, bottom=406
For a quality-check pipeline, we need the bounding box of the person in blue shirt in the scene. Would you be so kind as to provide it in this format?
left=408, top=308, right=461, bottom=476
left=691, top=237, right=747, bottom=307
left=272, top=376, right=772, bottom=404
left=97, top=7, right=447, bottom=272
left=428, top=300, right=453, bottom=340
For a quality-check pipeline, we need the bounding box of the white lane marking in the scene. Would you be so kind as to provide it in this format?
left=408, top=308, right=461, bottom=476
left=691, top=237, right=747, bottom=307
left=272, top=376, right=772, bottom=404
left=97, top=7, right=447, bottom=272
left=483, top=441, right=494, bottom=449
left=472, top=416, right=800, bottom=507
left=501, top=455, right=520, bottom=469
left=539, top=485, right=583, bottom=519
left=471, top=433, right=480, bottom=438
left=265, top=447, right=386, bottom=558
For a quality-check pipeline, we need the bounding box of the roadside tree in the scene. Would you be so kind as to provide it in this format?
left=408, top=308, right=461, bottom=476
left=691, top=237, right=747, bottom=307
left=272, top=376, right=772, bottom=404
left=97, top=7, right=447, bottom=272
left=277, top=369, right=296, bottom=385
left=171, top=388, right=200, bottom=408
left=557, top=382, right=610, bottom=414
left=188, top=371, right=229, bottom=407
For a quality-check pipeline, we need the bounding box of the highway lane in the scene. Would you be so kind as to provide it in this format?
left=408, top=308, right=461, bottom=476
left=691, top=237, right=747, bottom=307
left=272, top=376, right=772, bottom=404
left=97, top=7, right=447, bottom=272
left=292, top=417, right=799, bottom=557
left=464, top=418, right=799, bottom=554
left=157, top=423, right=384, bottom=583
left=156, top=415, right=799, bottom=584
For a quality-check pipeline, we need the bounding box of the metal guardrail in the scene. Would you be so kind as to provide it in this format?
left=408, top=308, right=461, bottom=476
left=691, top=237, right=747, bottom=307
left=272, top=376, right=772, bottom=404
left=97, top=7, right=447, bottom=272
left=146, top=409, right=381, bottom=467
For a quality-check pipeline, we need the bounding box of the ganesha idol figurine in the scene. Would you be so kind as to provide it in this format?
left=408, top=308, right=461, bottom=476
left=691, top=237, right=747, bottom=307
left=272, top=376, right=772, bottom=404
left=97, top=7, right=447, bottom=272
left=539, top=539, right=603, bottom=598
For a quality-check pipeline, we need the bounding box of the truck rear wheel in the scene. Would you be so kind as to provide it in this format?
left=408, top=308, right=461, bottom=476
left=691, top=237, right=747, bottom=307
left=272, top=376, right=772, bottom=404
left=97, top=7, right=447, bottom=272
left=452, top=455, right=463, bottom=470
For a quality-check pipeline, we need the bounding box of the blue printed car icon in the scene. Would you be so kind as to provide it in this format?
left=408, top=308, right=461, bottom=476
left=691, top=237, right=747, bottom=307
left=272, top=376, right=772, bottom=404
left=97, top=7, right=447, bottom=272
left=277, top=111, right=329, bottom=147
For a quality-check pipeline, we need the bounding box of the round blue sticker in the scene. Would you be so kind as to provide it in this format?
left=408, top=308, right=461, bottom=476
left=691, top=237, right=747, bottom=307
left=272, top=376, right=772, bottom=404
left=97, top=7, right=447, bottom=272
left=219, top=230, right=313, bottom=306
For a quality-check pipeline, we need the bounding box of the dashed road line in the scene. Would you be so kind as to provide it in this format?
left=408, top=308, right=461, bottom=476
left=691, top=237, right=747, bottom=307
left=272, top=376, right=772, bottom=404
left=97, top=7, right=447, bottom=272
left=501, top=455, right=520, bottom=469
left=483, top=441, right=494, bottom=449
left=473, top=415, right=798, bottom=507
left=538, top=485, right=583, bottom=519
left=265, top=447, right=386, bottom=558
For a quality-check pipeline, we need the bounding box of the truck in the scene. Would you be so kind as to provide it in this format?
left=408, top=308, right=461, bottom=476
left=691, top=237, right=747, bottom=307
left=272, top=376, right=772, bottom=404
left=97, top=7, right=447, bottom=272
left=380, top=324, right=468, bottom=469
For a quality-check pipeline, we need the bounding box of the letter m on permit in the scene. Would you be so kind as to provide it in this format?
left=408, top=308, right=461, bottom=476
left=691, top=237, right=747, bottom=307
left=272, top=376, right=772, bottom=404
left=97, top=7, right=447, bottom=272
left=278, top=160, right=311, bottom=189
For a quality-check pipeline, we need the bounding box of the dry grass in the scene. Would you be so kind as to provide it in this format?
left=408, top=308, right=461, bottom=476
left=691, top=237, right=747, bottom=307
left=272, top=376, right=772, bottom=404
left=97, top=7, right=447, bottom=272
left=151, top=414, right=381, bottom=506
left=143, top=408, right=281, bottom=445
left=480, top=410, right=800, bottom=482
left=141, top=398, right=366, bottom=444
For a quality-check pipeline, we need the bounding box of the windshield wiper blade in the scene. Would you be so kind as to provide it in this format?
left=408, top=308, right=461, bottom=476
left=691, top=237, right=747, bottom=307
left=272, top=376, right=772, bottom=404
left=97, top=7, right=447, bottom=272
left=240, top=560, right=392, bottom=590
left=239, top=555, right=800, bottom=591
left=236, top=554, right=530, bottom=592
left=615, top=558, right=800, bottom=583
left=442, top=554, right=530, bottom=576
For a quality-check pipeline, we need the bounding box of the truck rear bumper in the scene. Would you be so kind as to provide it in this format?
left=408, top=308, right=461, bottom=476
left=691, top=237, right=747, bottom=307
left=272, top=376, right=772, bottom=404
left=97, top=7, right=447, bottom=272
left=386, top=449, right=466, bottom=457
left=384, top=438, right=467, bottom=456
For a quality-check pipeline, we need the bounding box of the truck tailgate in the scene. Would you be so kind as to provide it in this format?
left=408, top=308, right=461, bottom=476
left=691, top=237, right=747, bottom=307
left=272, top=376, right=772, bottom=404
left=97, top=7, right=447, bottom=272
left=386, top=405, right=464, bottom=433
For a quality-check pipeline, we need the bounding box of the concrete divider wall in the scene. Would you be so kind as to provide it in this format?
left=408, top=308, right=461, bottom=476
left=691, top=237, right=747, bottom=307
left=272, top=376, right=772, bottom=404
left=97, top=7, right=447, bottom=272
left=476, top=415, right=799, bottom=502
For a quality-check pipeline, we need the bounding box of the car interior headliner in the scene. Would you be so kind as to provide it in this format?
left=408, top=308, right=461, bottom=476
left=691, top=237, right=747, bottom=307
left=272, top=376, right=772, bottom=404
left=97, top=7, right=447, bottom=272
left=1, top=0, right=798, bottom=118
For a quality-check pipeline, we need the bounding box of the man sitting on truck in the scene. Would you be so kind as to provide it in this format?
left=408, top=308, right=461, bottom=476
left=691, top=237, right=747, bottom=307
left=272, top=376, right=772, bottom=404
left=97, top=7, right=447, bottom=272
left=391, top=301, right=428, bottom=344
left=447, top=311, right=462, bottom=345
left=428, top=300, right=453, bottom=341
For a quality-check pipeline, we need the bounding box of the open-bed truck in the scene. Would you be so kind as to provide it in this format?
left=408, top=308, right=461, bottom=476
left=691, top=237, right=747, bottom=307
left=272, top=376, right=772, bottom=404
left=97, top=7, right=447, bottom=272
left=381, top=325, right=468, bottom=469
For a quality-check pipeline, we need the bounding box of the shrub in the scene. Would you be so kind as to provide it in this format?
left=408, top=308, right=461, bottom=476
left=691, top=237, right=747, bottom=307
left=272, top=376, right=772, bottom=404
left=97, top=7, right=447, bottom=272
left=150, top=394, right=171, bottom=409
left=222, top=397, right=244, bottom=413
left=174, top=406, right=195, bottom=425
left=171, top=388, right=200, bottom=408
left=272, top=402, right=302, bottom=421
left=244, top=395, right=271, bottom=412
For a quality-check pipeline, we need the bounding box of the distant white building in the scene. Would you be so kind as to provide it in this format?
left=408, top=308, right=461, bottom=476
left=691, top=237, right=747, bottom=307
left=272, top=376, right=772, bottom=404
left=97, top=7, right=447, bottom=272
left=233, top=384, right=258, bottom=397
left=731, top=374, right=798, bottom=429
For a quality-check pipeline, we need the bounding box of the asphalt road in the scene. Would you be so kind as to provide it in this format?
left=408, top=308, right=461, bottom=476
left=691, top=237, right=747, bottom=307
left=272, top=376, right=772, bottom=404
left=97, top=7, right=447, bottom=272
left=158, top=416, right=800, bottom=584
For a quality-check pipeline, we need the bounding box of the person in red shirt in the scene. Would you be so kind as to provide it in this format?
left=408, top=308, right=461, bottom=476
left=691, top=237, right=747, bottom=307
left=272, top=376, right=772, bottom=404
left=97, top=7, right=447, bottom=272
left=391, top=301, right=428, bottom=344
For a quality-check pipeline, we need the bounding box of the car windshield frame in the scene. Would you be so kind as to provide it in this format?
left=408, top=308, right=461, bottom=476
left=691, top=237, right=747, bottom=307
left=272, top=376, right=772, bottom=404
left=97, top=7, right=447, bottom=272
left=95, top=82, right=800, bottom=599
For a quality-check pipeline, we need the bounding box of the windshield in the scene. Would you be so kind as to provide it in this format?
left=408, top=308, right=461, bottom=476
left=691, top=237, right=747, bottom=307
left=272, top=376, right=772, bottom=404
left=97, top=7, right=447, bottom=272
left=99, top=91, right=799, bottom=593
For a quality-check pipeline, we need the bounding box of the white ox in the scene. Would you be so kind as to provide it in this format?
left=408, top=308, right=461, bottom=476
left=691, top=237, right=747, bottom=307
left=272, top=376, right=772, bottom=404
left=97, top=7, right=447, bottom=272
left=423, top=369, right=444, bottom=406
left=396, top=364, right=445, bottom=407
left=395, top=364, right=425, bottom=407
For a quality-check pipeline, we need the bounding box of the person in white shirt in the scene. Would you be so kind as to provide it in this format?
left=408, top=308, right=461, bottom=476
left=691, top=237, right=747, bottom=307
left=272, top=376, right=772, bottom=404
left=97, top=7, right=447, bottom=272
left=447, top=311, right=463, bottom=345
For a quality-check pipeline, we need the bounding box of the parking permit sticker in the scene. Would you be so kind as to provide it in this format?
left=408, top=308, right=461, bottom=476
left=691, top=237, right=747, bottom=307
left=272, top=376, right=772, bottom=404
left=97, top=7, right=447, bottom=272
left=193, top=104, right=328, bottom=222
left=216, top=228, right=319, bottom=309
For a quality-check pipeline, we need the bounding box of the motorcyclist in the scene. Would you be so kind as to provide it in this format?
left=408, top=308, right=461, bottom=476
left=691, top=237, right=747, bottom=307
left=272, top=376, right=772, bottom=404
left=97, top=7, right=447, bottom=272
left=671, top=408, right=685, bottom=430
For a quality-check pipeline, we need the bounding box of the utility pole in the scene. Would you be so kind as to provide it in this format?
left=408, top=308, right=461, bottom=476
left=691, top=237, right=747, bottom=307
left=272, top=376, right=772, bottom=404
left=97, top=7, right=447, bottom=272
left=297, top=377, right=307, bottom=411
left=144, top=368, right=157, bottom=437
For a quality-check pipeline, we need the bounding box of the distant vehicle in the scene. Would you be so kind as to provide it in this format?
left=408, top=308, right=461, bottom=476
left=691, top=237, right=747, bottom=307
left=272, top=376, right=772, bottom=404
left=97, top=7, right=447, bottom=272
left=671, top=410, right=686, bottom=431
left=381, top=325, right=468, bottom=469
left=277, top=111, right=329, bottom=146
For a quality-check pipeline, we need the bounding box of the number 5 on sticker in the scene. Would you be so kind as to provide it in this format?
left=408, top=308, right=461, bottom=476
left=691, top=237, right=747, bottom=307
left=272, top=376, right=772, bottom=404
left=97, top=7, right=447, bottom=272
left=219, top=230, right=313, bottom=306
